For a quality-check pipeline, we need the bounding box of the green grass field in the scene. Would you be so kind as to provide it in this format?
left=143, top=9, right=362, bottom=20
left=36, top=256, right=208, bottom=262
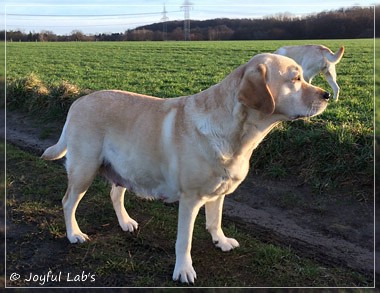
left=5, top=39, right=375, bottom=287
left=6, top=39, right=374, bottom=195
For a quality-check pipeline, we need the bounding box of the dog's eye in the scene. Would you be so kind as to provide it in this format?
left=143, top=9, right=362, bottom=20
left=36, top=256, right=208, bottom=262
left=292, top=75, right=301, bottom=82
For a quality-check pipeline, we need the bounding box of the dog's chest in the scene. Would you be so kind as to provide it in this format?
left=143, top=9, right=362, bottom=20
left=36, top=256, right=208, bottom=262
left=205, top=156, right=250, bottom=196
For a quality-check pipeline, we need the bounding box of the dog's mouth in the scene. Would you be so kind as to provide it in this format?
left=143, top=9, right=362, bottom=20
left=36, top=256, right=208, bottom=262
left=290, top=115, right=305, bottom=120
left=289, top=100, right=328, bottom=121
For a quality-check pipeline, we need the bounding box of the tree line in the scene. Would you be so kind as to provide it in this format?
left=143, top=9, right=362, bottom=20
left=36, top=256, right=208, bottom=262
left=2, top=6, right=376, bottom=42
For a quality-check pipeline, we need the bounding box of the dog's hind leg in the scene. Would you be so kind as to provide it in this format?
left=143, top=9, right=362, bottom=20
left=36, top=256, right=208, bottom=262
left=205, top=195, right=239, bottom=251
left=62, top=160, right=99, bottom=243
left=110, top=184, right=138, bottom=232
left=323, top=68, right=340, bottom=100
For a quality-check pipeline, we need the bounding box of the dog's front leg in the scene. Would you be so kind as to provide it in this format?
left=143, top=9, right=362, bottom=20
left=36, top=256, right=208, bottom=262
left=172, top=196, right=204, bottom=284
left=205, top=195, right=239, bottom=251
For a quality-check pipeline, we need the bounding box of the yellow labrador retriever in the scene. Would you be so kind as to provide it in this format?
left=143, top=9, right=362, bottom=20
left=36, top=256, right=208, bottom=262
left=275, top=45, right=344, bottom=100
left=42, top=53, right=330, bottom=283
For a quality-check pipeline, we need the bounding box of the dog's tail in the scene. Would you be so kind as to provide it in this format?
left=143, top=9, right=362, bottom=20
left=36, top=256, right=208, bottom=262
left=41, top=121, right=68, bottom=160
left=326, top=46, right=345, bottom=64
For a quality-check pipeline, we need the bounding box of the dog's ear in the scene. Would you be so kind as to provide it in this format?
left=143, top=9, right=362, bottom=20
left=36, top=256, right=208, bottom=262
left=238, top=64, right=275, bottom=115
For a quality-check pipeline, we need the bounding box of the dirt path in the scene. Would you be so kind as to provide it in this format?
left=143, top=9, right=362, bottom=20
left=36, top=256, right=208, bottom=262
left=3, top=109, right=376, bottom=279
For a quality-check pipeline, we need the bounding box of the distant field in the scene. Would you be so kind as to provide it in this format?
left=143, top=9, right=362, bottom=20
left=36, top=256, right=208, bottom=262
left=6, top=40, right=371, bottom=95
left=6, top=39, right=374, bottom=194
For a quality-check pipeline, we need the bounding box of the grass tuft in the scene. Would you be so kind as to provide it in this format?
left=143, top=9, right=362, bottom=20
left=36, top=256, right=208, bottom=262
left=7, top=73, right=90, bottom=121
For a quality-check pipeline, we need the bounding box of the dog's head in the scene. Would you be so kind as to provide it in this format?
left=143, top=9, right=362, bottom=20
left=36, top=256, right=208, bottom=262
left=237, top=53, right=330, bottom=120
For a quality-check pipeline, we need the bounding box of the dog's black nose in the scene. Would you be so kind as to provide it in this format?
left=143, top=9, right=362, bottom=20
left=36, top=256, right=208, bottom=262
left=322, top=91, right=331, bottom=101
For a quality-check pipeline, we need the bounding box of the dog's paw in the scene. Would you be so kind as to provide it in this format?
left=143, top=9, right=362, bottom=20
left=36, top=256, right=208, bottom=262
left=67, top=232, right=90, bottom=244
left=214, top=237, right=239, bottom=252
left=172, top=261, right=197, bottom=284
left=120, top=218, right=138, bottom=232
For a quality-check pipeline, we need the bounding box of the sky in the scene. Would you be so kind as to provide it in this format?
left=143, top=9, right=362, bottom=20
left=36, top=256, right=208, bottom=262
left=2, top=0, right=377, bottom=35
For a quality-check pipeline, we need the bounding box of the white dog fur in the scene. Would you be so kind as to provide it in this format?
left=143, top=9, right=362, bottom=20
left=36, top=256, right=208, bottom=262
left=275, top=45, right=344, bottom=100
left=42, top=53, right=330, bottom=283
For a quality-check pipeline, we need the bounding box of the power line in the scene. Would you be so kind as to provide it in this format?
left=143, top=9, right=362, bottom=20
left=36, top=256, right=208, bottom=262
left=6, top=21, right=156, bottom=29
left=6, top=11, right=182, bottom=18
